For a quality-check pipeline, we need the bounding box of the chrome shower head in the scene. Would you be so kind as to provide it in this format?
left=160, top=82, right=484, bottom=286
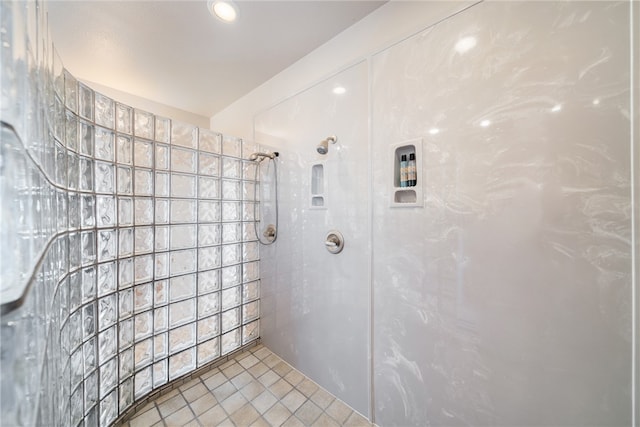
left=317, top=135, right=337, bottom=155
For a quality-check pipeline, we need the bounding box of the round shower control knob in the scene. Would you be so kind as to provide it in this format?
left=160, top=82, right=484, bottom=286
left=324, top=230, right=344, bottom=254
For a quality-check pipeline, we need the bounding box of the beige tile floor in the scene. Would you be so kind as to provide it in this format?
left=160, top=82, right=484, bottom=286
left=120, top=344, right=372, bottom=427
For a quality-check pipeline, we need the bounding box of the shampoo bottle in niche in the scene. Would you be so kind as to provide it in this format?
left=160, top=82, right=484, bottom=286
left=400, top=154, right=408, bottom=187
left=408, top=153, right=416, bottom=186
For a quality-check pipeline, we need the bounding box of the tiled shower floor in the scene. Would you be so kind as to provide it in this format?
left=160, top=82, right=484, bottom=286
left=119, top=344, right=371, bottom=427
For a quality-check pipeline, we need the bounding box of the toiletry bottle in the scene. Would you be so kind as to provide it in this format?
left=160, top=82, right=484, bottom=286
left=408, top=153, right=416, bottom=186
left=400, top=154, right=408, bottom=187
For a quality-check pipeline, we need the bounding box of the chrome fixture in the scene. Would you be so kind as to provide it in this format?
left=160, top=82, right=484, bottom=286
left=325, top=230, right=345, bottom=254
left=262, top=224, right=277, bottom=243
left=249, top=151, right=278, bottom=162
left=317, top=135, right=337, bottom=155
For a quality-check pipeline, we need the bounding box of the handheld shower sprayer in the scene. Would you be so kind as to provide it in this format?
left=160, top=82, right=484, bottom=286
left=317, top=135, right=337, bottom=155
left=249, top=151, right=279, bottom=162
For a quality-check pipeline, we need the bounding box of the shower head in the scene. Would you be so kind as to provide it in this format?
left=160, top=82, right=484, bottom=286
left=317, top=135, right=337, bottom=155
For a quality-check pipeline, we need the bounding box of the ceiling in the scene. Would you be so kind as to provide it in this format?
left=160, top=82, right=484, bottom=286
left=47, top=1, right=386, bottom=119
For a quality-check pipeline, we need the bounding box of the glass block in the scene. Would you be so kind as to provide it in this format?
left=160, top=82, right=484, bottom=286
left=79, top=157, right=94, bottom=191
left=199, top=129, right=220, bottom=153
left=65, top=71, right=79, bottom=112
left=119, top=348, right=133, bottom=379
left=68, top=154, right=79, bottom=190
left=243, top=202, right=257, bottom=221
left=155, top=226, right=169, bottom=251
left=118, top=288, right=133, bottom=320
left=118, top=228, right=133, bottom=257
left=70, top=271, right=81, bottom=310
left=198, top=292, right=220, bottom=318
left=116, top=136, right=132, bottom=166
left=155, top=143, right=169, bottom=170
left=171, top=120, right=197, bottom=148
left=134, top=311, right=153, bottom=341
left=221, top=328, right=241, bottom=356
left=82, top=266, right=96, bottom=302
left=242, top=281, right=259, bottom=302
left=134, top=366, right=152, bottom=399
left=154, top=306, right=168, bottom=332
left=94, top=93, right=114, bottom=129
left=134, top=139, right=153, bottom=168
left=95, top=127, right=114, bottom=162
left=243, top=301, right=259, bottom=323
left=81, top=232, right=97, bottom=270
left=222, top=223, right=241, bottom=244
left=242, top=320, right=259, bottom=345
left=134, top=283, right=153, bottom=313
left=171, top=200, right=197, bottom=223
left=154, top=281, right=168, bottom=306
left=197, top=315, right=219, bottom=342
left=134, top=169, right=153, bottom=196
left=134, top=226, right=153, bottom=254
left=169, top=299, right=196, bottom=328
left=80, top=121, right=94, bottom=156
left=222, top=287, right=240, bottom=311
left=98, top=326, right=117, bottom=364
left=134, top=109, right=154, bottom=140
left=55, top=141, right=67, bottom=186
left=242, top=222, right=258, bottom=241
left=70, top=310, right=83, bottom=350
left=243, top=242, right=259, bottom=262
left=116, top=103, right=133, bottom=135
left=96, top=263, right=116, bottom=297
left=81, top=195, right=95, bottom=229
left=222, top=180, right=241, bottom=200
left=67, top=112, right=79, bottom=152
left=78, top=83, right=94, bottom=120
left=96, top=195, right=116, bottom=227
left=119, top=377, right=133, bottom=414
left=198, top=200, right=220, bottom=223
left=83, top=302, right=96, bottom=339
left=169, top=347, right=195, bottom=381
left=169, top=274, right=196, bottom=302
left=153, top=360, right=168, bottom=388
left=134, top=198, right=153, bottom=225
left=99, top=356, right=118, bottom=398
left=155, top=253, right=169, bottom=279
left=155, top=200, right=169, bottom=224
left=169, top=323, right=195, bottom=354
left=198, top=177, right=219, bottom=199
left=117, top=166, right=132, bottom=195
left=98, top=294, right=116, bottom=331
left=243, top=261, right=259, bottom=283
left=155, top=172, right=169, bottom=197
left=242, top=140, right=259, bottom=160
left=84, top=371, right=98, bottom=414
left=86, top=406, right=98, bottom=427
left=222, top=135, right=242, bottom=158
left=198, top=246, right=221, bottom=271
left=222, top=158, right=240, bottom=179
left=222, top=201, right=241, bottom=221
left=198, top=270, right=220, bottom=295
left=169, top=249, right=196, bottom=276
left=155, top=116, right=170, bottom=143
left=198, top=153, right=219, bottom=176
left=118, top=198, right=134, bottom=227
left=222, top=244, right=241, bottom=266
left=98, top=230, right=116, bottom=262
left=170, top=224, right=196, bottom=250
left=242, top=162, right=257, bottom=181
left=71, top=347, right=84, bottom=389
left=84, top=337, right=98, bottom=374
left=197, top=338, right=220, bottom=367
left=171, top=147, right=196, bottom=173
left=222, top=265, right=241, bottom=289
left=71, top=383, right=83, bottom=426
left=154, top=333, right=168, bottom=361
left=95, top=161, right=115, bottom=194
left=134, top=338, right=153, bottom=369
left=58, top=191, right=70, bottom=230
left=134, top=254, right=153, bottom=284
left=119, top=318, right=133, bottom=349
left=242, top=182, right=256, bottom=201
left=171, top=173, right=196, bottom=198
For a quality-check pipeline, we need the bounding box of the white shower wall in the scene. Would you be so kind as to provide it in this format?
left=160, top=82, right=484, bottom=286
left=252, top=1, right=637, bottom=425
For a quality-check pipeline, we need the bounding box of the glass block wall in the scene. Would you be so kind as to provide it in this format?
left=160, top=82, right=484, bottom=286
left=0, top=1, right=261, bottom=426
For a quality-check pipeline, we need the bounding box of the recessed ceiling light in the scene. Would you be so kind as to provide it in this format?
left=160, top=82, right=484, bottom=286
left=480, top=119, right=491, bottom=127
left=429, top=128, right=440, bottom=135
left=455, top=36, right=477, bottom=54
left=208, top=0, right=238, bottom=23
left=551, top=104, right=562, bottom=112
left=332, top=86, right=346, bottom=95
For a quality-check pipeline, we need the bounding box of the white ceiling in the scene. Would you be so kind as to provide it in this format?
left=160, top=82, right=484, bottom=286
left=47, top=1, right=386, bottom=119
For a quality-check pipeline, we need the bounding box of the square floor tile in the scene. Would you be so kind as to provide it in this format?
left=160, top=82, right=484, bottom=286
left=264, top=402, right=292, bottom=426
left=295, top=400, right=322, bottom=425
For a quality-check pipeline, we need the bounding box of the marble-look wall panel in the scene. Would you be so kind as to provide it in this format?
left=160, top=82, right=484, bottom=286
left=255, top=61, right=371, bottom=417
left=371, top=2, right=633, bottom=426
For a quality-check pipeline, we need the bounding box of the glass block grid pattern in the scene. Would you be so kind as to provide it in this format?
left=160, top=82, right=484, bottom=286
left=0, top=2, right=261, bottom=425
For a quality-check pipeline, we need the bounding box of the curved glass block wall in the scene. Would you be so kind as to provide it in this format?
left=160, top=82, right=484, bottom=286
left=0, top=1, right=261, bottom=425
